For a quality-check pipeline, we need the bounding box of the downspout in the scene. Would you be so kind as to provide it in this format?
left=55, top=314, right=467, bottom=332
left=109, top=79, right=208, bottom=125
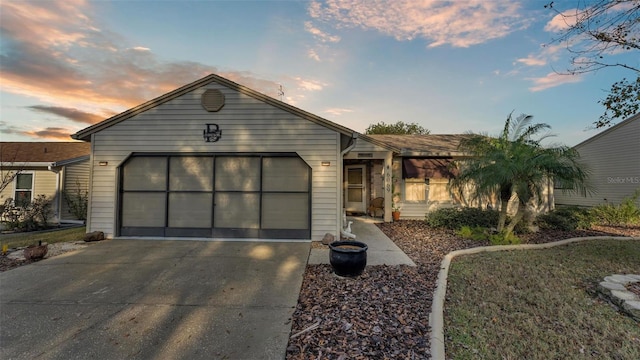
left=338, top=134, right=358, bottom=233
left=48, top=163, right=61, bottom=225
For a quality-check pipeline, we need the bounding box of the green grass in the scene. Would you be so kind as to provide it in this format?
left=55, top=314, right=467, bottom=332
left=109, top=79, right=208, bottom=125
left=444, top=239, right=640, bottom=360
left=1, top=226, right=86, bottom=249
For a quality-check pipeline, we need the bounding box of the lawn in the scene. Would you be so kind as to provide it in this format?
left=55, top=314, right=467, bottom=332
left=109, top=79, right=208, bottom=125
left=444, top=239, right=640, bottom=360
left=1, top=226, right=87, bottom=249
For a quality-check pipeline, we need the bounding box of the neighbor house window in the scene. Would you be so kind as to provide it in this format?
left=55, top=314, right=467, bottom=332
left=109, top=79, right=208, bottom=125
left=404, top=178, right=427, bottom=202
left=15, top=173, right=33, bottom=207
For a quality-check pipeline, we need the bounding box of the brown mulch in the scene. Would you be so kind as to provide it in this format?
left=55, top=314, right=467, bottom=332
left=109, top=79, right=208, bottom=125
left=286, top=221, right=640, bottom=360
left=0, top=256, right=35, bottom=272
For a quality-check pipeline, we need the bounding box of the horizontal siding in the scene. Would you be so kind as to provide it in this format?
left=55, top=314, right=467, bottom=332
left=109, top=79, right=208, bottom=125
left=33, top=171, right=57, bottom=198
left=88, top=83, right=341, bottom=240
left=60, top=160, right=90, bottom=221
left=555, top=118, right=640, bottom=207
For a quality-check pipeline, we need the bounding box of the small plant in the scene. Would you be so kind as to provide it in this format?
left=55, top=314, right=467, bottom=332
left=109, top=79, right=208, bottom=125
left=456, top=225, right=489, bottom=241
left=590, top=189, right=640, bottom=226
left=0, top=195, right=53, bottom=231
left=426, top=207, right=499, bottom=230
left=488, top=231, right=521, bottom=246
left=63, top=179, right=89, bottom=221
left=536, top=206, right=594, bottom=231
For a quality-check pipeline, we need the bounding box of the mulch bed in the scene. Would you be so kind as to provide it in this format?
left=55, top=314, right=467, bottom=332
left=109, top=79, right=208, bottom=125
left=286, top=221, right=640, bottom=359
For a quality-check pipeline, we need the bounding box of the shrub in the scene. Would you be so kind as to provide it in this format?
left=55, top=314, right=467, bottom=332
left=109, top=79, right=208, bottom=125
left=456, top=225, right=489, bottom=241
left=489, top=232, right=521, bottom=246
left=426, top=207, right=499, bottom=230
left=536, top=206, right=594, bottom=231
left=590, top=190, right=640, bottom=226
left=0, top=195, right=53, bottom=231
left=63, top=179, right=88, bottom=221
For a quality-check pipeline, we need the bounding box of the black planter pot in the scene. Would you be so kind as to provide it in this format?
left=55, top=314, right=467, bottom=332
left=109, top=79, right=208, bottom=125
left=329, top=241, right=368, bottom=277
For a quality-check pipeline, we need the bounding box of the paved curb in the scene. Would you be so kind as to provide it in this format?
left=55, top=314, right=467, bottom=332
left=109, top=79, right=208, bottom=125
left=429, top=236, right=640, bottom=360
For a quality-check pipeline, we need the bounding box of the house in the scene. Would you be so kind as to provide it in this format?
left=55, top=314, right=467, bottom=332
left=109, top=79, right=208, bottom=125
left=72, top=74, right=551, bottom=241
left=554, top=113, right=640, bottom=207
left=344, top=134, right=469, bottom=219
left=0, top=142, right=91, bottom=224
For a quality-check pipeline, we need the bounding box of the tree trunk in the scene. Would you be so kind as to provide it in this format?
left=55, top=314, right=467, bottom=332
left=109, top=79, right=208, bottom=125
left=497, top=199, right=509, bottom=232
left=504, top=202, right=525, bottom=237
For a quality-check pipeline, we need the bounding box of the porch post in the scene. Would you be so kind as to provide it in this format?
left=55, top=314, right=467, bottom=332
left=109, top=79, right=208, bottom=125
left=384, top=151, right=393, bottom=222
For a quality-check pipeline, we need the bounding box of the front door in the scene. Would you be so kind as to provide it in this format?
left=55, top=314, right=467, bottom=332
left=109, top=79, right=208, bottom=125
left=345, top=165, right=366, bottom=214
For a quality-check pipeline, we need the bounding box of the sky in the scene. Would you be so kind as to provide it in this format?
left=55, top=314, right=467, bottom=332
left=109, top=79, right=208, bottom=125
left=0, top=0, right=637, bottom=146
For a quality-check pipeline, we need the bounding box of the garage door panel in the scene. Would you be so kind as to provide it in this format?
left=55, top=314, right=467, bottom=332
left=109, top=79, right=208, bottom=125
left=169, top=157, right=213, bottom=191
left=262, top=193, right=309, bottom=229
left=121, top=193, right=165, bottom=227
left=168, top=193, right=212, bottom=228
left=215, top=157, right=260, bottom=191
left=263, top=157, right=309, bottom=192
left=214, top=193, right=260, bottom=229
left=123, top=157, right=167, bottom=191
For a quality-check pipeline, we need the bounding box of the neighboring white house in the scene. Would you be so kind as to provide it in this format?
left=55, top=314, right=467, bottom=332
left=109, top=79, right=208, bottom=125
left=0, top=142, right=91, bottom=224
left=554, top=113, right=640, bottom=207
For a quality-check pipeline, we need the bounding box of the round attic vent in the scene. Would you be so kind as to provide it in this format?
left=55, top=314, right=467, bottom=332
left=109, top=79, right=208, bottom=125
left=201, top=89, right=225, bottom=112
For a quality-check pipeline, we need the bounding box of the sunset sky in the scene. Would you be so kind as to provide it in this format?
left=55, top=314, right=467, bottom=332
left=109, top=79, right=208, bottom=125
left=0, top=0, right=636, bottom=146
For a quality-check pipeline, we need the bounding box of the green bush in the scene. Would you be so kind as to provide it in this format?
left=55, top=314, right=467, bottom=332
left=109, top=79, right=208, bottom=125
left=590, top=190, right=640, bottom=226
left=426, top=207, right=499, bottom=230
left=456, top=225, right=489, bottom=241
left=536, top=206, right=594, bottom=231
left=489, top=232, right=521, bottom=245
left=0, top=195, right=53, bottom=231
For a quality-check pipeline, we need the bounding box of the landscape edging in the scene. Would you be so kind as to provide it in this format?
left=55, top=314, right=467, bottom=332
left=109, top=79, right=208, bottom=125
left=429, top=235, right=640, bottom=360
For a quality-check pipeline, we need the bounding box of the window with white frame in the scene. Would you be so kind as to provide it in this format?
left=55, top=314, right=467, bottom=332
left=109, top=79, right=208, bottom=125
left=404, top=178, right=428, bottom=202
left=14, top=173, right=33, bottom=207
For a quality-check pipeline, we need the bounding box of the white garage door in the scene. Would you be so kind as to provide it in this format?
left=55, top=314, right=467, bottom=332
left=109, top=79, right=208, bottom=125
left=119, top=154, right=311, bottom=239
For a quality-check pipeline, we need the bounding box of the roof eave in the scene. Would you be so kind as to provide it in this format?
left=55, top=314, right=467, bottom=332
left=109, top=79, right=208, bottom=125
left=356, top=134, right=400, bottom=153
left=399, top=150, right=466, bottom=157
left=51, top=155, right=91, bottom=167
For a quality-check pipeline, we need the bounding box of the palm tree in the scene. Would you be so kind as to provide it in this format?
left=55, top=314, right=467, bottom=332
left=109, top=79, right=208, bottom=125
left=450, top=112, right=591, bottom=238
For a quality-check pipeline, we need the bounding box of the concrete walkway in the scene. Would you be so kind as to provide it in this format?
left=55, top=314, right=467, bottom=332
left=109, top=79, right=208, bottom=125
left=0, top=240, right=309, bottom=360
left=308, top=216, right=416, bottom=266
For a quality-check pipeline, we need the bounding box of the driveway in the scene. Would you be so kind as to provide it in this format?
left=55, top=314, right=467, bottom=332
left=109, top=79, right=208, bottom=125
left=0, top=240, right=310, bottom=359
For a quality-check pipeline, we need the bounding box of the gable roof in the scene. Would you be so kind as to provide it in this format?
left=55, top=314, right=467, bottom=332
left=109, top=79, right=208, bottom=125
left=367, top=134, right=471, bottom=157
left=71, top=73, right=358, bottom=141
left=573, top=112, right=640, bottom=149
left=0, top=142, right=91, bottom=164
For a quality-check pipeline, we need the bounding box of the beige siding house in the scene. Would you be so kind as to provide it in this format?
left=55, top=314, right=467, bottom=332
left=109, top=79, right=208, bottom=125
left=72, top=74, right=556, bottom=240
left=72, top=74, right=370, bottom=240
left=555, top=113, right=640, bottom=207
left=0, top=142, right=90, bottom=223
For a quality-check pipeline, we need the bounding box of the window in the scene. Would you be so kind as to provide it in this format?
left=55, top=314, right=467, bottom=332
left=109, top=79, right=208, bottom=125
left=404, top=178, right=427, bottom=202
left=15, top=173, right=33, bottom=207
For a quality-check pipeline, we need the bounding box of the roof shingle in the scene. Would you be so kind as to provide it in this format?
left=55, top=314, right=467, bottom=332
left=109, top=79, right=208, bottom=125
left=0, top=142, right=90, bottom=163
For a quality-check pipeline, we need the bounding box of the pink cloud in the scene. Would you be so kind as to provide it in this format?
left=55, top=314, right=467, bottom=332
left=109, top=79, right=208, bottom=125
left=516, top=55, right=547, bottom=67
left=308, top=0, right=530, bottom=48
left=527, top=72, right=584, bottom=92
left=544, top=10, right=578, bottom=32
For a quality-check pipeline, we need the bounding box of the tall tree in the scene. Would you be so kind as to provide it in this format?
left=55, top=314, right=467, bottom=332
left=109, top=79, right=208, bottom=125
left=450, top=113, right=591, bottom=237
left=364, top=121, right=430, bottom=135
left=545, top=0, right=639, bottom=128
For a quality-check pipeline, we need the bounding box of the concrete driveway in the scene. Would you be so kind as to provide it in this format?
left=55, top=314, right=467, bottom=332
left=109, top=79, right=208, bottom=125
left=0, top=240, right=310, bottom=360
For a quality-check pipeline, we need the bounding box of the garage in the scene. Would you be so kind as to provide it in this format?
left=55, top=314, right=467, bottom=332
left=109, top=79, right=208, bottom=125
left=119, top=153, right=311, bottom=239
